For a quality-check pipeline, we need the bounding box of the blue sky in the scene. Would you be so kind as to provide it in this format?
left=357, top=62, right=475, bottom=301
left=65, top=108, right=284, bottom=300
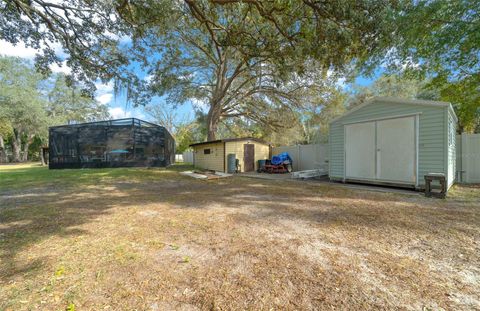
left=0, top=39, right=381, bottom=123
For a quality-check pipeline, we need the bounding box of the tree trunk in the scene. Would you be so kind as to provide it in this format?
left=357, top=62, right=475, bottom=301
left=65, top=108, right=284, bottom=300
left=205, top=52, right=230, bottom=141
left=11, top=129, right=22, bottom=162
left=22, top=141, right=30, bottom=162
left=206, top=102, right=222, bottom=141
left=0, top=135, right=6, bottom=163
left=40, top=148, right=46, bottom=166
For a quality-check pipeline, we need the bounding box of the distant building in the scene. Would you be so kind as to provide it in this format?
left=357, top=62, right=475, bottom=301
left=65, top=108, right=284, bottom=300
left=190, top=138, right=270, bottom=173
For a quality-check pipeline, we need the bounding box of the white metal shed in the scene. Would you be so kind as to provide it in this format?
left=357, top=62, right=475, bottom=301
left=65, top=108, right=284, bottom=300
left=329, top=97, right=458, bottom=189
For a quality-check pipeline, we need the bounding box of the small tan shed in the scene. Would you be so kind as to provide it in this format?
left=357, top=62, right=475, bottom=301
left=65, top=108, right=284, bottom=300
left=190, top=138, right=270, bottom=173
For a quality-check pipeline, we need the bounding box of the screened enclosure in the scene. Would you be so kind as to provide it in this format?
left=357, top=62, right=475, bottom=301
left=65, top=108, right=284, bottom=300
left=49, top=118, right=175, bottom=169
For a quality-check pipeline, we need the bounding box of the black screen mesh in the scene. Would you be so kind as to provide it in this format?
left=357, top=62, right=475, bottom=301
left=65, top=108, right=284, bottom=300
left=49, top=118, right=175, bottom=169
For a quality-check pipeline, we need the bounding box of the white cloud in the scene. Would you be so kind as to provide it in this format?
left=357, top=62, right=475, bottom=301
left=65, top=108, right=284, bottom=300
left=0, top=40, right=39, bottom=59
left=144, top=74, right=154, bottom=83
left=190, top=98, right=209, bottom=111
left=95, top=80, right=115, bottom=93
left=401, top=58, right=421, bottom=70
left=94, top=80, right=115, bottom=105
left=108, top=106, right=146, bottom=120
left=119, top=35, right=132, bottom=45
left=0, top=39, right=71, bottom=75
left=109, top=107, right=131, bottom=119
left=97, top=93, right=113, bottom=105
left=0, top=39, right=67, bottom=59
left=336, top=77, right=346, bottom=88
left=50, top=60, right=72, bottom=74
left=326, top=69, right=347, bottom=89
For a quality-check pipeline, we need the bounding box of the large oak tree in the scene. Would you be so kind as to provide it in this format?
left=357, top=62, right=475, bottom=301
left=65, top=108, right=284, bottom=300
left=9, top=1, right=478, bottom=135
left=119, top=0, right=396, bottom=139
left=0, top=57, right=47, bottom=161
left=1, top=0, right=398, bottom=140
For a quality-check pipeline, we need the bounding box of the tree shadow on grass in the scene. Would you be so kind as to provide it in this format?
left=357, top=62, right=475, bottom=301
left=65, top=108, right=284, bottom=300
left=1, top=168, right=479, bottom=281
left=0, top=190, right=116, bottom=279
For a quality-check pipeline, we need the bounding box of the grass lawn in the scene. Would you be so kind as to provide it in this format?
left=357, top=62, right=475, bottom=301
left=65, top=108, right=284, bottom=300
left=1, top=163, right=479, bottom=310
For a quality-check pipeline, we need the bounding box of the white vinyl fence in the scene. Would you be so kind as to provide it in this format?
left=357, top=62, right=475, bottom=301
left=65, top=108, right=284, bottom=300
left=272, top=144, right=328, bottom=172
left=182, top=151, right=194, bottom=163
left=457, top=133, right=480, bottom=183
left=179, top=136, right=480, bottom=182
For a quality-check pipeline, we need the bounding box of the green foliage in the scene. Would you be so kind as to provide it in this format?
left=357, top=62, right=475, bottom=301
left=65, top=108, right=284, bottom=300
left=2, top=0, right=396, bottom=140
left=27, top=136, right=44, bottom=161
left=175, top=124, right=198, bottom=153
left=0, top=57, right=48, bottom=151
left=349, top=72, right=478, bottom=133
left=3, top=0, right=478, bottom=137
left=124, top=0, right=396, bottom=74
left=0, top=0, right=129, bottom=94
left=119, top=0, right=397, bottom=139
left=144, top=102, right=201, bottom=153
left=348, top=74, right=438, bottom=107
left=55, top=266, right=65, bottom=278
left=359, top=75, right=430, bottom=99
left=66, top=302, right=75, bottom=311
left=304, top=88, right=347, bottom=144
left=0, top=56, right=111, bottom=162
left=435, top=75, right=480, bottom=133
left=0, top=118, right=13, bottom=138
left=217, top=80, right=347, bottom=145
left=390, top=0, right=479, bottom=78
left=46, top=74, right=109, bottom=124
left=376, top=0, right=480, bottom=133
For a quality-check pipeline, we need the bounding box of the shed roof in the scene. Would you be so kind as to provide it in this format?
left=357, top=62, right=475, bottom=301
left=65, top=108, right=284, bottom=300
left=330, top=97, right=458, bottom=124
left=189, top=137, right=269, bottom=147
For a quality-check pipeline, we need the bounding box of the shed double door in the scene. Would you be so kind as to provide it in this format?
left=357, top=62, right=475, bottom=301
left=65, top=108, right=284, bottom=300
left=345, top=116, right=416, bottom=185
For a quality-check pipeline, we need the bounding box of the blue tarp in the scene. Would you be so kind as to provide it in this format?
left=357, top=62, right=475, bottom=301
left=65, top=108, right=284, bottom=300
left=271, top=152, right=292, bottom=165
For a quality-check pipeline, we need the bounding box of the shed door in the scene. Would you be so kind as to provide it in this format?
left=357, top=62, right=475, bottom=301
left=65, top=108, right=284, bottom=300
left=244, top=144, right=255, bottom=172
left=376, top=116, right=416, bottom=183
left=345, top=122, right=376, bottom=180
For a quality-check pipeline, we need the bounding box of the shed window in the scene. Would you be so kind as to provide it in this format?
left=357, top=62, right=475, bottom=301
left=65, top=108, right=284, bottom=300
left=204, top=148, right=211, bottom=154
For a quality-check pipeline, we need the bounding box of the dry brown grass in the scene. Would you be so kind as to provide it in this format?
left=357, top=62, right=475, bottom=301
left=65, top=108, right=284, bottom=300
left=1, top=164, right=479, bottom=310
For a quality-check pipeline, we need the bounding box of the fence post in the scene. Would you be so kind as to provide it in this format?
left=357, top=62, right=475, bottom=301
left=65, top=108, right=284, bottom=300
left=461, top=133, right=468, bottom=183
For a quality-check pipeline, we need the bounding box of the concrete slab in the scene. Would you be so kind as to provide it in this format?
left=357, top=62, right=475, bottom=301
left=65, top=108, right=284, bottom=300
left=180, top=171, right=208, bottom=179
left=180, top=171, right=232, bottom=180
left=315, top=179, right=422, bottom=196
left=238, top=172, right=293, bottom=180
left=238, top=172, right=421, bottom=196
